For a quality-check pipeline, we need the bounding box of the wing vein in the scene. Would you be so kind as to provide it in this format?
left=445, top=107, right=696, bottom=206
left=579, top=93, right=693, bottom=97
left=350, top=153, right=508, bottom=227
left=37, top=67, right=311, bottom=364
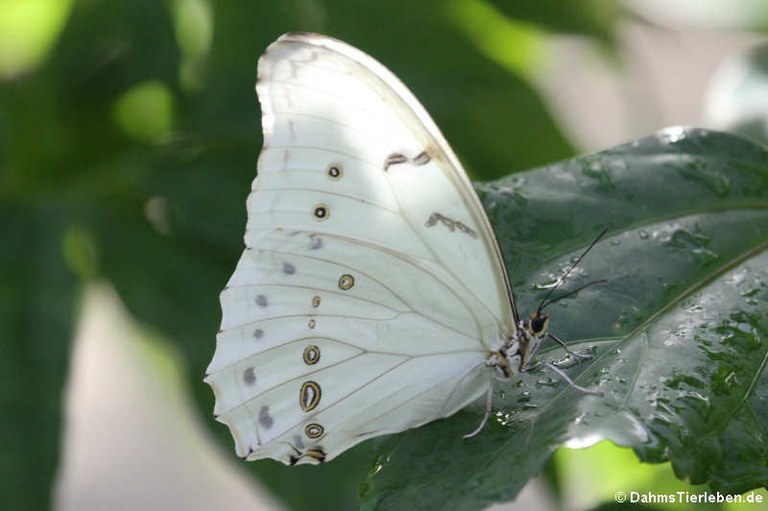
left=246, top=233, right=485, bottom=339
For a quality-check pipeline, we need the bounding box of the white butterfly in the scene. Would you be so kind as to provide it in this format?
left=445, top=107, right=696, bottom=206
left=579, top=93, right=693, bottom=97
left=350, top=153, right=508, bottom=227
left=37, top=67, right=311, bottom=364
left=205, top=32, right=595, bottom=466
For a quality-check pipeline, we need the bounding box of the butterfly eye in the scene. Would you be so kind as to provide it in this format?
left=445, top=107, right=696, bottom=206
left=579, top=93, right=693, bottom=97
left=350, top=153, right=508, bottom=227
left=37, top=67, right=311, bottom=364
left=530, top=314, right=549, bottom=334
left=327, top=165, right=343, bottom=179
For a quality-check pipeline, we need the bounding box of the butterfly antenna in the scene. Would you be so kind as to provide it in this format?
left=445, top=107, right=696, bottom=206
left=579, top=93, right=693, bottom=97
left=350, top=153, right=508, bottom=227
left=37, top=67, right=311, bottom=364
left=540, top=278, right=608, bottom=310
left=537, top=227, right=609, bottom=314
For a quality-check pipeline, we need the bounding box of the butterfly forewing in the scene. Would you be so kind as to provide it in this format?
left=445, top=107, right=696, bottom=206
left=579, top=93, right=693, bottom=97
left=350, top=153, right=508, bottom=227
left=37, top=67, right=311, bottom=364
left=206, top=33, right=516, bottom=464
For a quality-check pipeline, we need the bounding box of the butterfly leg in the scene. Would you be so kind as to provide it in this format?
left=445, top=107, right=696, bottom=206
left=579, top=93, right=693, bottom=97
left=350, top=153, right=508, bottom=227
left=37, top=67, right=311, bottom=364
left=464, top=383, right=494, bottom=439
left=543, top=362, right=603, bottom=396
left=547, top=333, right=592, bottom=361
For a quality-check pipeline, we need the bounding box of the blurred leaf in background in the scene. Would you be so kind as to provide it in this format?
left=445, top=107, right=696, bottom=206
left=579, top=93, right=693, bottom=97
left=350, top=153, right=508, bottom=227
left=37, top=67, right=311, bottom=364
left=627, top=0, right=768, bottom=31
left=0, top=0, right=73, bottom=79
left=706, top=43, right=768, bottom=147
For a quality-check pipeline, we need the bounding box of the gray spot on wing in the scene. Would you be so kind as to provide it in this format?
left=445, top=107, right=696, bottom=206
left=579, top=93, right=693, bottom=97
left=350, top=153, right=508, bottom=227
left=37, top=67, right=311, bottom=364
left=259, top=405, right=274, bottom=429
left=413, top=151, right=431, bottom=165
left=384, top=153, right=408, bottom=170
left=384, top=150, right=431, bottom=170
left=283, top=262, right=296, bottom=275
left=243, top=367, right=256, bottom=385
left=255, top=294, right=268, bottom=307
left=253, top=328, right=264, bottom=339
left=424, top=212, right=478, bottom=239
left=309, top=234, right=323, bottom=250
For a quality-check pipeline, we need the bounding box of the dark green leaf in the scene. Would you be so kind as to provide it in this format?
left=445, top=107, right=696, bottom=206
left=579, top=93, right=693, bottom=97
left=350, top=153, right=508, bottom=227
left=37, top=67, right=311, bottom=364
left=361, top=129, right=768, bottom=510
left=0, top=206, right=77, bottom=511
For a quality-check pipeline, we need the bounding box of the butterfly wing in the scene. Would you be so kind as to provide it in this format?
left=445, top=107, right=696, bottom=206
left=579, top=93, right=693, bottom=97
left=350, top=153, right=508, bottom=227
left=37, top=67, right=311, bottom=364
left=205, top=33, right=516, bottom=465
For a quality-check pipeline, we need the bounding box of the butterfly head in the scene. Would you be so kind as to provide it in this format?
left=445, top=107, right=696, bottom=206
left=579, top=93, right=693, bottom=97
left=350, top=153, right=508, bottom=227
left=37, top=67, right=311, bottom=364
left=519, top=311, right=549, bottom=369
left=492, top=311, right=550, bottom=378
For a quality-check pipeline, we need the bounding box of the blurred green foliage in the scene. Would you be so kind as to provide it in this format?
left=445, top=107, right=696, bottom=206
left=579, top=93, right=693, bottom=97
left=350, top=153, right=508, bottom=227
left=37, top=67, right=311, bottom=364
left=1, top=1, right=767, bottom=511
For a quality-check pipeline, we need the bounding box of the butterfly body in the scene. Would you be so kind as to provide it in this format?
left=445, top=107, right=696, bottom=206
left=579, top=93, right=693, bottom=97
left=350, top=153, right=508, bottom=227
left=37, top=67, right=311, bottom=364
left=205, top=33, right=552, bottom=465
